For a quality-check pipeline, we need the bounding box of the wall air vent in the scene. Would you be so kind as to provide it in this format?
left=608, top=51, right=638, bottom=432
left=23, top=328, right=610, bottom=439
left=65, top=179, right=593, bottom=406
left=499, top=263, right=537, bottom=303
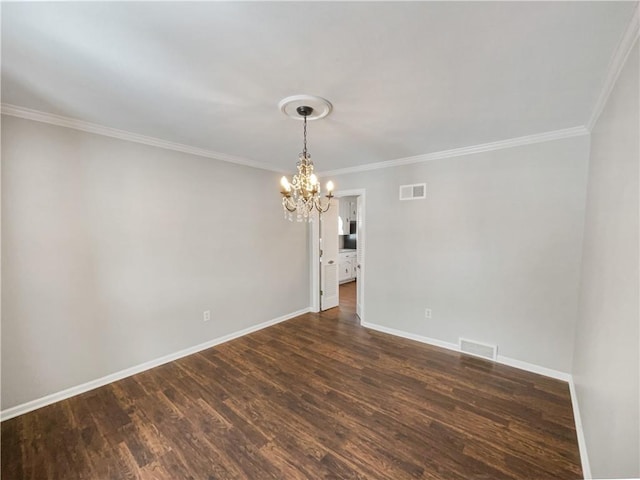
left=399, top=183, right=426, bottom=201
left=459, top=338, right=497, bottom=361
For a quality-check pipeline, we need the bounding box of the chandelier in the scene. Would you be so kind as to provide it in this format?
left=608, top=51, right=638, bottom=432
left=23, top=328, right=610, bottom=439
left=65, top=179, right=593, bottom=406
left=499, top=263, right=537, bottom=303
left=279, top=100, right=334, bottom=222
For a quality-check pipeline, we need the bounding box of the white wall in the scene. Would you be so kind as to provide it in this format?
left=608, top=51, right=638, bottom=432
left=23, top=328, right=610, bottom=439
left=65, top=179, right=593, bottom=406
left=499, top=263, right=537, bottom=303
left=572, top=42, right=639, bottom=479
left=1, top=115, right=310, bottom=409
left=332, top=136, right=590, bottom=373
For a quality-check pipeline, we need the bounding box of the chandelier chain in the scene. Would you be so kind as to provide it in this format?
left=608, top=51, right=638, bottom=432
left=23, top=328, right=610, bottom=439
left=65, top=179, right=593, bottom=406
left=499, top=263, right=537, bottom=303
left=302, top=114, right=308, bottom=158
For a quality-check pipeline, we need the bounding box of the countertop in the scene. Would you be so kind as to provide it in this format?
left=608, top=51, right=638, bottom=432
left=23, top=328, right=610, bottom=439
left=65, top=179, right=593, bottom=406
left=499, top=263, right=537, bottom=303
left=339, top=249, right=357, bottom=254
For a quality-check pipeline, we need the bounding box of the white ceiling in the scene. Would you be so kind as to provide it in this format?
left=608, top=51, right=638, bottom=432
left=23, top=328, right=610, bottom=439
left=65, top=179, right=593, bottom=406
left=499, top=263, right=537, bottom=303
left=1, top=2, right=636, bottom=173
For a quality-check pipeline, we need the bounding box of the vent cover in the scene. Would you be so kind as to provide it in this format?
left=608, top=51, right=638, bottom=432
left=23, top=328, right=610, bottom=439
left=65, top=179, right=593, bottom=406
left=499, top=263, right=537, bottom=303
left=324, top=263, right=338, bottom=297
left=399, top=183, right=426, bottom=201
left=459, top=338, right=497, bottom=361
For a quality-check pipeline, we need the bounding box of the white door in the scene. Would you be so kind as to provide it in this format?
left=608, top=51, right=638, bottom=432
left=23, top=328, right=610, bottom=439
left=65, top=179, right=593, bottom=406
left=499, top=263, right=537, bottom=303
left=320, top=199, right=339, bottom=311
left=356, top=195, right=364, bottom=319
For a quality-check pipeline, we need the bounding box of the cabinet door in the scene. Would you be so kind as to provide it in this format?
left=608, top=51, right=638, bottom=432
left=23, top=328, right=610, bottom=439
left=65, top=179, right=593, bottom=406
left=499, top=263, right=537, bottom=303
left=351, top=258, right=357, bottom=280
left=338, top=198, right=347, bottom=234
left=339, top=259, right=352, bottom=282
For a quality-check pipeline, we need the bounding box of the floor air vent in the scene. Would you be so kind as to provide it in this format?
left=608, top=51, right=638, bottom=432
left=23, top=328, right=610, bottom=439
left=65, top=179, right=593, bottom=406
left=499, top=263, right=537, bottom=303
left=459, top=338, right=497, bottom=361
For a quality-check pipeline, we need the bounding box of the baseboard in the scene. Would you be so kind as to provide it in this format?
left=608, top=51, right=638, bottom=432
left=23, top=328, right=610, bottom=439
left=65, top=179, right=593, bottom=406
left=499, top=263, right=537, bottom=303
left=0, top=307, right=311, bottom=422
left=361, top=321, right=592, bottom=478
left=569, top=378, right=592, bottom=479
left=495, top=355, right=571, bottom=382
left=362, top=321, right=461, bottom=353
left=361, top=321, right=570, bottom=380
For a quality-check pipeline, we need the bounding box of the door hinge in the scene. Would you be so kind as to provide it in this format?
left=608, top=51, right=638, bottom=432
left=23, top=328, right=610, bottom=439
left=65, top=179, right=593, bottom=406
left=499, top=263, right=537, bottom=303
left=320, top=290, right=323, bottom=296
left=320, top=249, right=323, bottom=257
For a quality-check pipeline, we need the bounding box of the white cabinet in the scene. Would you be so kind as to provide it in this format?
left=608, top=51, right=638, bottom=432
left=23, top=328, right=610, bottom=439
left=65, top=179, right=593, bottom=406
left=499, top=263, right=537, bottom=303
left=341, top=198, right=350, bottom=223
left=339, top=251, right=357, bottom=283
left=338, top=198, right=349, bottom=234
left=338, top=196, right=358, bottom=234
left=349, top=201, right=357, bottom=221
left=339, top=259, right=352, bottom=282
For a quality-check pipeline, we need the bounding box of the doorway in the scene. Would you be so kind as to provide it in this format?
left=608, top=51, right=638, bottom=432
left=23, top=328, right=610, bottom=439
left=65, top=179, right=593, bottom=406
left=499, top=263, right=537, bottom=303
left=310, top=189, right=365, bottom=322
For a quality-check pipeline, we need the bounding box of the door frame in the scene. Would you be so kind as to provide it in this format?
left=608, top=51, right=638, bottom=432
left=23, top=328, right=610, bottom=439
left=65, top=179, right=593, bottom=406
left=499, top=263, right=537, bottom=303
left=309, top=188, right=366, bottom=321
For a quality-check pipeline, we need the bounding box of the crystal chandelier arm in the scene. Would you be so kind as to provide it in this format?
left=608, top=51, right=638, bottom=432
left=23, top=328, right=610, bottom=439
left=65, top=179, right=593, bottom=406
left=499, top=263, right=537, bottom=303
left=282, top=196, right=298, bottom=212
left=314, top=192, right=334, bottom=213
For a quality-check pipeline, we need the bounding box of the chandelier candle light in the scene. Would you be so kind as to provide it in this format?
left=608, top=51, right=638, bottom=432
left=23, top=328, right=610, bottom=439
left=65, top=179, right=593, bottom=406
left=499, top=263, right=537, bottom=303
left=279, top=97, right=334, bottom=221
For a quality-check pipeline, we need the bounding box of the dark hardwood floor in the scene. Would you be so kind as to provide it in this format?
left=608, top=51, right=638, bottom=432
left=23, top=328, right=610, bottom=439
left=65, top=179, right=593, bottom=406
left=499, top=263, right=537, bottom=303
left=2, top=281, right=582, bottom=479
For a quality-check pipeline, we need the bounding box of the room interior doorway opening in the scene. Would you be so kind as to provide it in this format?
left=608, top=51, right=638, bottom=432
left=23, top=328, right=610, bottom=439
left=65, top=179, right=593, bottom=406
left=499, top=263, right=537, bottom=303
left=310, top=189, right=365, bottom=321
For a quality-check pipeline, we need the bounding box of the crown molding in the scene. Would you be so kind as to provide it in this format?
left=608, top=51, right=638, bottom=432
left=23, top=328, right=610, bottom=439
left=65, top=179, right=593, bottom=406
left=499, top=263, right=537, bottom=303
left=1, top=103, right=281, bottom=173
left=586, top=3, right=639, bottom=132
left=3, top=6, right=635, bottom=177
left=319, top=126, right=589, bottom=177
left=3, top=103, right=590, bottom=177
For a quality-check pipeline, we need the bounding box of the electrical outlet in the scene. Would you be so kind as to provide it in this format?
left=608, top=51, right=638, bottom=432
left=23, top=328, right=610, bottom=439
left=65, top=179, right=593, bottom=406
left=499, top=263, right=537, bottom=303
left=425, top=308, right=432, bottom=319
left=203, top=310, right=211, bottom=322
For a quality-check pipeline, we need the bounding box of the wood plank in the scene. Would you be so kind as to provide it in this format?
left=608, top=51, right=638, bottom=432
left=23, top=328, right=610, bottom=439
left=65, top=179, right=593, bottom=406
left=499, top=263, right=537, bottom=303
left=1, top=281, right=582, bottom=479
